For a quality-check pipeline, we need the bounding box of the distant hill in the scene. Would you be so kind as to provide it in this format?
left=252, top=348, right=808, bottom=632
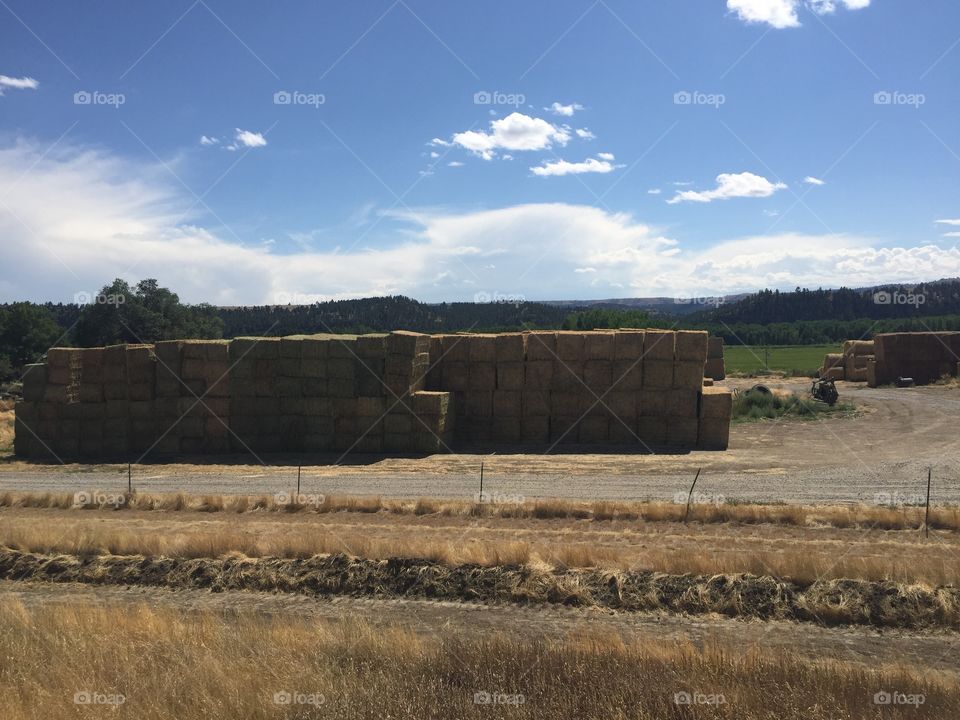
left=699, top=279, right=960, bottom=325
left=539, top=295, right=749, bottom=316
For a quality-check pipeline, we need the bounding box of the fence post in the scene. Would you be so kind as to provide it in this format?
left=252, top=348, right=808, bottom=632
left=297, top=465, right=302, bottom=497
left=127, top=462, right=132, bottom=494
left=925, top=467, right=932, bottom=538
left=683, top=467, right=702, bottom=524
left=479, top=461, right=484, bottom=502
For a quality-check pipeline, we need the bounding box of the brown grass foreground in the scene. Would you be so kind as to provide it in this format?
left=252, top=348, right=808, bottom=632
left=3, top=488, right=958, bottom=531
left=1, top=598, right=956, bottom=720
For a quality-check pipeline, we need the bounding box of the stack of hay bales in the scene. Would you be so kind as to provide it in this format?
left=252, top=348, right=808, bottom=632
left=841, top=340, right=874, bottom=383
left=704, top=337, right=725, bottom=380
left=13, top=329, right=728, bottom=458
left=426, top=328, right=719, bottom=450
left=820, top=353, right=845, bottom=381
left=872, top=332, right=960, bottom=386
left=699, top=386, right=732, bottom=450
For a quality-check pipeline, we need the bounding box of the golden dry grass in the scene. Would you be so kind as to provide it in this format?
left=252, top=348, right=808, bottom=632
left=2, top=510, right=958, bottom=585
left=0, top=408, right=14, bottom=453
left=2, top=489, right=957, bottom=531
left=0, top=598, right=956, bottom=719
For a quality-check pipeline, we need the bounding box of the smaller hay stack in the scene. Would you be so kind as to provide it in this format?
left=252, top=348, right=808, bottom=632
left=820, top=353, right=845, bottom=381
left=842, top=340, right=874, bottom=383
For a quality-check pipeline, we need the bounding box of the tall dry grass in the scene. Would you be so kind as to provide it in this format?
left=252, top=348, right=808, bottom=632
left=2, top=518, right=958, bottom=584
left=2, top=489, right=957, bottom=531
left=0, top=598, right=956, bottom=719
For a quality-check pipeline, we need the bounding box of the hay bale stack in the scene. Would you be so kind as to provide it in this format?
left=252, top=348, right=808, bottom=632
left=697, top=386, right=732, bottom=450
left=842, top=340, right=874, bottom=383
left=820, top=353, right=844, bottom=380
left=705, top=337, right=725, bottom=380
left=873, top=332, right=960, bottom=386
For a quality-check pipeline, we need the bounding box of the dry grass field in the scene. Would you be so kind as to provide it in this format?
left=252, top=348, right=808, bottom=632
left=3, top=598, right=956, bottom=720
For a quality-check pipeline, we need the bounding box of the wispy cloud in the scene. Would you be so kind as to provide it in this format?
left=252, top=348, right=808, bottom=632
left=667, top=171, right=787, bottom=204
left=530, top=155, right=619, bottom=177
left=0, top=74, right=39, bottom=95
left=803, top=175, right=826, bottom=186
left=546, top=101, right=584, bottom=117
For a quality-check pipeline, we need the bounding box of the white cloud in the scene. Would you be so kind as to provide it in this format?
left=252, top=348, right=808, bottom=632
left=446, top=112, right=570, bottom=160
left=728, top=0, right=799, bottom=28
left=547, top=102, right=584, bottom=117
left=234, top=129, right=267, bottom=148
left=597, top=152, right=615, bottom=161
left=430, top=151, right=439, bottom=158
left=575, top=128, right=596, bottom=140
left=942, top=232, right=960, bottom=238
left=2, top=139, right=956, bottom=305
left=803, top=175, right=826, bottom=186
left=808, top=0, right=870, bottom=14
left=448, top=161, right=464, bottom=167
left=727, top=0, right=870, bottom=28
left=647, top=189, right=662, bottom=195
left=667, top=172, right=787, bottom=204
left=530, top=156, right=618, bottom=177
left=199, top=135, right=219, bottom=146
left=0, top=75, right=39, bottom=95
left=935, top=219, right=960, bottom=226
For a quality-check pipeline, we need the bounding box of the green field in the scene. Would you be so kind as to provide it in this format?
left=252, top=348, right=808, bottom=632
left=723, top=344, right=840, bottom=376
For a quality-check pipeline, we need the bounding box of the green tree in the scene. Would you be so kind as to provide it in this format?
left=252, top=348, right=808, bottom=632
left=73, top=278, right=224, bottom=346
left=0, top=302, right=62, bottom=376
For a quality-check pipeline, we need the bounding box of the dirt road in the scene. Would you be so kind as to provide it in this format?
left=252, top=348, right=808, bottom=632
left=2, top=380, right=958, bottom=503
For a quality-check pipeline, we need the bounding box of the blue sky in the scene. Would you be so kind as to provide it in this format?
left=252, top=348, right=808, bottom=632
left=1, top=0, right=959, bottom=304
